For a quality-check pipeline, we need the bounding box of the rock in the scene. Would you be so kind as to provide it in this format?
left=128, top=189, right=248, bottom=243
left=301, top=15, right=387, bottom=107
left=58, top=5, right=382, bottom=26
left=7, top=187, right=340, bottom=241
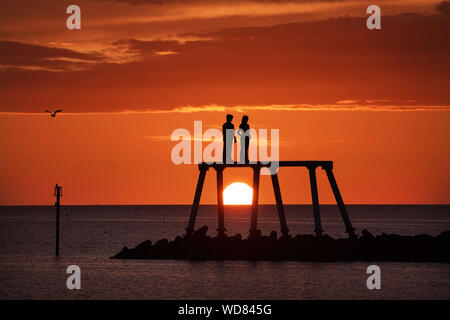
left=135, top=240, right=152, bottom=250
left=110, top=230, right=450, bottom=262
left=322, top=234, right=333, bottom=241
left=269, top=231, right=277, bottom=241
left=361, top=229, right=375, bottom=240
left=110, top=246, right=129, bottom=259
left=413, top=234, right=434, bottom=241
left=436, top=231, right=450, bottom=241
left=247, top=229, right=261, bottom=240
left=191, top=226, right=208, bottom=240
left=231, top=233, right=242, bottom=241
left=154, top=239, right=168, bottom=248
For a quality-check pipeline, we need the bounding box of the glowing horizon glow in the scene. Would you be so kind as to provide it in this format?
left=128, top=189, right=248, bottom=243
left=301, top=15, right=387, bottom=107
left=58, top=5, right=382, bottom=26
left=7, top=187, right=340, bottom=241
left=223, top=182, right=253, bottom=205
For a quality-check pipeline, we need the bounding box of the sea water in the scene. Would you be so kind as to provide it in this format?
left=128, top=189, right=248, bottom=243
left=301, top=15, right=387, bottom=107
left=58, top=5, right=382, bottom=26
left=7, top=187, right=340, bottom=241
left=0, top=205, right=449, bottom=299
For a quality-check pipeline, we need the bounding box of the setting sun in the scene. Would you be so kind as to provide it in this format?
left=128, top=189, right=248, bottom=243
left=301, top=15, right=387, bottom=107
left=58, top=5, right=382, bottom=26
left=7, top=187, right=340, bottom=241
left=223, top=182, right=253, bottom=205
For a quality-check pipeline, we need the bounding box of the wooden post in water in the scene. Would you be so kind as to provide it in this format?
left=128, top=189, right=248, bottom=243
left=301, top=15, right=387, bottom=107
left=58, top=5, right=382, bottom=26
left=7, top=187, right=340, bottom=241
left=215, top=165, right=226, bottom=237
left=250, top=166, right=261, bottom=236
left=271, top=173, right=289, bottom=237
left=324, top=168, right=356, bottom=238
left=308, top=166, right=323, bottom=237
left=186, top=166, right=208, bottom=236
left=54, top=184, right=62, bottom=256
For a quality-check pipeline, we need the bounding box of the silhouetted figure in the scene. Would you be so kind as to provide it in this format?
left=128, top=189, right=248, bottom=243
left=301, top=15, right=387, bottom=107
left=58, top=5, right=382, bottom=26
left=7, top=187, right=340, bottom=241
left=45, top=109, right=62, bottom=117
left=222, top=114, right=236, bottom=163
left=237, top=115, right=250, bottom=163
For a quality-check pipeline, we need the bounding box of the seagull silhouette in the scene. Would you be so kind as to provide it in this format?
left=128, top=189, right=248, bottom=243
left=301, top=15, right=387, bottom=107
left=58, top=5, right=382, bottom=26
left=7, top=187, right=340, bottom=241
left=45, top=109, right=62, bottom=117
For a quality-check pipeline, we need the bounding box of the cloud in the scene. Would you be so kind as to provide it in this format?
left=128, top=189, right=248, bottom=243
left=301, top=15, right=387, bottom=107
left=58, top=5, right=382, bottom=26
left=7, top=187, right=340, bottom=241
left=0, top=13, right=449, bottom=112
left=147, top=103, right=450, bottom=113
left=436, top=1, right=450, bottom=15
left=3, top=102, right=448, bottom=115
left=114, top=12, right=450, bottom=59
left=0, top=41, right=105, bottom=72
left=96, top=0, right=346, bottom=5
left=0, top=0, right=437, bottom=49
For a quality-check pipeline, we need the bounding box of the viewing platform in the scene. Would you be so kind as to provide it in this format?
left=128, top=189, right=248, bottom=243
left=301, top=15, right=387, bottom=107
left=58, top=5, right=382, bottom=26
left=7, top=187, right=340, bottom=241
left=197, top=160, right=333, bottom=169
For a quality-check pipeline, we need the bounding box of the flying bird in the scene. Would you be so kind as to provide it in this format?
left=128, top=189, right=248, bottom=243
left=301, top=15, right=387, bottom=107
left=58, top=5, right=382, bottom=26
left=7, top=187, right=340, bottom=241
left=45, top=109, right=62, bottom=117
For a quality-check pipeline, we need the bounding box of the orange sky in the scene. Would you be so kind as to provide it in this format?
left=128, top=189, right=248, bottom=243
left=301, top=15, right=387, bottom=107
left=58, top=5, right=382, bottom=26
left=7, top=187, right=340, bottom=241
left=0, top=0, right=449, bottom=204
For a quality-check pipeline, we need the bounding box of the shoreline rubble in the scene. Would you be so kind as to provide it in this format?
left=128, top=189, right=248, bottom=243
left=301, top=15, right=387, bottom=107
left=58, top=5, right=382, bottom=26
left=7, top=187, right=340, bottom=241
left=111, top=226, right=450, bottom=262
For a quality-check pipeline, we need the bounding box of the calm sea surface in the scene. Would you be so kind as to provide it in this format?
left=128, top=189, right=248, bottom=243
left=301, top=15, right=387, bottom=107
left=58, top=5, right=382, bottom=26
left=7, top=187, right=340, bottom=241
left=0, top=205, right=449, bottom=299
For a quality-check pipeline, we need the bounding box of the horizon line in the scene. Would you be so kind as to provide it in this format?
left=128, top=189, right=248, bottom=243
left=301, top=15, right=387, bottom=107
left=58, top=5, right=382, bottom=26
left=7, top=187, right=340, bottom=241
left=1, top=203, right=449, bottom=207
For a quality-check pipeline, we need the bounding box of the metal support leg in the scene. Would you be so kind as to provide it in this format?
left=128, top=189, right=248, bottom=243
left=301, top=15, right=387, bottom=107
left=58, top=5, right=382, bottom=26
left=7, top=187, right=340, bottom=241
left=186, top=168, right=208, bottom=236
left=216, top=166, right=226, bottom=237
left=250, top=166, right=261, bottom=236
left=271, top=173, right=289, bottom=237
left=308, top=166, right=323, bottom=237
left=325, top=168, right=356, bottom=238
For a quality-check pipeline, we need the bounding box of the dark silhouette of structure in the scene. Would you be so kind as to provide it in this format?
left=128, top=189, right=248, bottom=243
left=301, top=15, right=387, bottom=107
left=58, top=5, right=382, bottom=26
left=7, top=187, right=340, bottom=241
left=237, top=115, right=250, bottom=163
left=45, top=109, right=62, bottom=117
left=112, top=158, right=450, bottom=262
left=186, top=161, right=356, bottom=239
left=222, top=114, right=236, bottom=164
